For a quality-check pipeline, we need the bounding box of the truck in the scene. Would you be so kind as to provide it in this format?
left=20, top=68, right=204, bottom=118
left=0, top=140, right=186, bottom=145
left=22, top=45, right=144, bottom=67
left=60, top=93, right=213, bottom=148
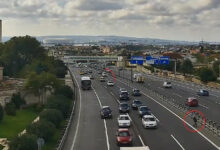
left=81, top=76, right=91, bottom=90
left=136, top=74, right=144, bottom=83
left=120, top=146, right=150, bottom=150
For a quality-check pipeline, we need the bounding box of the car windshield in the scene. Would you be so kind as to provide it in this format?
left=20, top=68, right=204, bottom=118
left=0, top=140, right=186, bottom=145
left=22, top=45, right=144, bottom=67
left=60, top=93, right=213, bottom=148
left=121, top=92, right=128, bottom=95
left=134, top=89, right=140, bottom=92
left=140, top=107, right=149, bottom=111
left=167, top=82, right=171, bottom=84
left=118, top=131, right=130, bottom=137
left=103, top=108, right=110, bottom=112
left=119, top=116, right=129, bottom=120
left=144, top=117, right=155, bottom=121
left=121, top=104, right=128, bottom=108
left=134, top=101, right=142, bottom=104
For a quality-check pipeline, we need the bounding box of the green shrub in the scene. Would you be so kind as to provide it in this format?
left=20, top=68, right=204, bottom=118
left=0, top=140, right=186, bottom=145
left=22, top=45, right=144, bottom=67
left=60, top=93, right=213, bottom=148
left=26, top=120, right=56, bottom=142
left=9, top=134, right=38, bottom=150
left=55, top=85, right=73, bottom=99
left=0, top=105, right=4, bottom=122
left=40, top=109, right=63, bottom=128
left=46, top=95, right=71, bottom=118
left=5, top=103, right=16, bottom=116
left=11, top=92, right=26, bottom=109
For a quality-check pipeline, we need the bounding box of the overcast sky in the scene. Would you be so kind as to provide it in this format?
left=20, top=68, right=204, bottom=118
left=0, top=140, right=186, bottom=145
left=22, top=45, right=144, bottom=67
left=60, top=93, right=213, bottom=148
left=1, top=0, right=220, bottom=42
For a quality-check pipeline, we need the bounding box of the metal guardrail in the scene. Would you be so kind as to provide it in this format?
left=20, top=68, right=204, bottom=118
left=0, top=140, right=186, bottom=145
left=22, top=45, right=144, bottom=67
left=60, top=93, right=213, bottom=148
left=114, top=70, right=220, bottom=138
left=56, top=68, right=78, bottom=150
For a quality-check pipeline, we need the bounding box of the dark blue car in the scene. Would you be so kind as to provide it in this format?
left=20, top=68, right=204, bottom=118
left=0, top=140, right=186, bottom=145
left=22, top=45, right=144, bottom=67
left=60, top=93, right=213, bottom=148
left=132, top=89, right=141, bottom=96
left=197, top=89, right=209, bottom=96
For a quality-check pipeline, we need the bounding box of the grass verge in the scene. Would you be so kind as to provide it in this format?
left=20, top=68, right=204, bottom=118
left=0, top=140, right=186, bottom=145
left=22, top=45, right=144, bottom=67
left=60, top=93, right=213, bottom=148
left=0, top=107, right=38, bottom=140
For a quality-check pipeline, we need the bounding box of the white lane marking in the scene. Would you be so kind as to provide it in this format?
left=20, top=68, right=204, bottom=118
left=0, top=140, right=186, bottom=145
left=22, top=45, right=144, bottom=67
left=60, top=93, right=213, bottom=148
left=199, top=104, right=209, bottom=109
left=126, top=113, right=133, bottom=122
left=151, top=114, right=160, bottom=123
left=173, top=93, right=182, bottom=98
left=92, top=86, right=110, bottom=150
left=171, top=134, right=185, bottom=150
left=71, top=71, right=82, bottom=150
left=104, top=119, right=110, bottom=150
left=104, top=86, right=107, bottom=89
left=138, top=135, right=146, bottom=146
left=116, top=78, right=220, bottom=150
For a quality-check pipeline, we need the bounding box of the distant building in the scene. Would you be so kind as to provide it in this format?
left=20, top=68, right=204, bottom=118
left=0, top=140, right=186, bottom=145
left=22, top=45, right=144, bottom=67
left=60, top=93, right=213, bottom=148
left=102, top=46, right=111, bottom=54
left=162, top=52, right=183, bottom=60
left=190, top=49, right=200, bottom=54
left=184, top=54, right=197, bottom=63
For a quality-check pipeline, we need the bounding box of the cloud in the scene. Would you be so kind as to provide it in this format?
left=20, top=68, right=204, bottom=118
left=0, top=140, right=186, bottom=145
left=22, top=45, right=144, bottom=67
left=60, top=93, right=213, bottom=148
left=0, top=0, right=220, bottom=41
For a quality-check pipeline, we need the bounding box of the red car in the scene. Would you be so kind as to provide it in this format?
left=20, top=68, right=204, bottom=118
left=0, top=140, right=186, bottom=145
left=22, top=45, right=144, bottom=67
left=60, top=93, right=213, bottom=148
left=186, top=97, right=198, bottom=107
left=116, top=128, right=132, bottom=146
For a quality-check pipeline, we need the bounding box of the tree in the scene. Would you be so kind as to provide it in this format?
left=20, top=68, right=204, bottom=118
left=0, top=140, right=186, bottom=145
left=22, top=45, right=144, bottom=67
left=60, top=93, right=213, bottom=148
left=0, top=104, right=4, bottom=122
left=181, top=59, right=193, bottom=76
left=53, top=59, right=67, bottom=78
left=0, top=36, right=46, bottom=76
left=55, top=85, right=73, bottom=99
left=9, top=134, right=38, bottom=150
left=40, top=109, right=63, bottom=128
left=213, top=60, right=220, bottom=76
left=46, top=95, right=71, bottom=118
left=26, top=120, right=56, bottom=142
left=25, top=72, right=61, bottom=104
left=198, top=68, right=217, bottom=83
left=5, top=102, right=16, bottom=116
left=11, top=92, right=26, bottom=109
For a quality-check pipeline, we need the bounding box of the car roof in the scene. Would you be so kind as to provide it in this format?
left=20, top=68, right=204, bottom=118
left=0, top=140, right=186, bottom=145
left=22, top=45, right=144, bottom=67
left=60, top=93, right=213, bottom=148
left=140, top=105, right=148, bottom=108
left=133, top=99, right=140, bottom=102
left=120, top=102, right=128, bottom=105
left=188, top=97, right=196, bottom=99
left=119, top=114, right=129, bottom=117
left=102, top=106, right=110, bottom=109
left=143, top=115, right=154, bottom=118
left=118, top=128, right=129, bottom=132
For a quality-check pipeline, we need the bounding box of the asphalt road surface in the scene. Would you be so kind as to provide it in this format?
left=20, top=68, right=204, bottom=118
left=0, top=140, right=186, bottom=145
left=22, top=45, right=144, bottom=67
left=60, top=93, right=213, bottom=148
left=62, top=66, right=220, bottom=150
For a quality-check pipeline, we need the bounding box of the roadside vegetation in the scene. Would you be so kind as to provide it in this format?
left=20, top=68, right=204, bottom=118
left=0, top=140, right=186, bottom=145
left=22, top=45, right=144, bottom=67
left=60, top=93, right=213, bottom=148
left=0, top=36, right=74, bottom=150
left=149, top=58, right=219, bottom=84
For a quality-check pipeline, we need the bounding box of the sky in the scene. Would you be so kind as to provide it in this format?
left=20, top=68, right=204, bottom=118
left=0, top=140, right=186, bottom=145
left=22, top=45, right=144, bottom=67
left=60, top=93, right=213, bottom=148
left=0, top=0, right=220, bottom=42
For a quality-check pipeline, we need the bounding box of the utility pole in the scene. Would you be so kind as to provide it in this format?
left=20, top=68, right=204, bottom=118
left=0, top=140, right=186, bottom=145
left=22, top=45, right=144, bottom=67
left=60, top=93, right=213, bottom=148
left=174, top=59, right=177, bottom=77
left=131, top=67, right=133, bottom=83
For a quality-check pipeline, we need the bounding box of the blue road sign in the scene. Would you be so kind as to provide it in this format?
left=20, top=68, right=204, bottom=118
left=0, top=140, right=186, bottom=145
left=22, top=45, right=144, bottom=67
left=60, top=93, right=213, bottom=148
left=130, top=56, right=144, bottom=65
left=146, top=56, right=159, bottom=65
left=146, top=56, right=169, bottom=65
left=160, top=56, right=170, bottom=65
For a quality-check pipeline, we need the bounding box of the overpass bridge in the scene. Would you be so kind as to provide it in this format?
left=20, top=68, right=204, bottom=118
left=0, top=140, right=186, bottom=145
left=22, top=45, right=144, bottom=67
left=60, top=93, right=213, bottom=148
left=63, top=56, right=122, bottom=63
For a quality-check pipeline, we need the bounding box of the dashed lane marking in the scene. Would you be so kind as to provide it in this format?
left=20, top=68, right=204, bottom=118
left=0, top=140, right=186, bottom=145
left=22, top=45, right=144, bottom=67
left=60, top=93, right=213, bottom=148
left=171, top=134, right=185, bottom=150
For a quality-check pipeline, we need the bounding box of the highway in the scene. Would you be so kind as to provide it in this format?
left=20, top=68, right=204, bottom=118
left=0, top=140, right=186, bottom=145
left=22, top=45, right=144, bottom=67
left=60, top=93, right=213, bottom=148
left=62, top=66, right=220, bottom=150
left=112, top=67, right=220, bottom=125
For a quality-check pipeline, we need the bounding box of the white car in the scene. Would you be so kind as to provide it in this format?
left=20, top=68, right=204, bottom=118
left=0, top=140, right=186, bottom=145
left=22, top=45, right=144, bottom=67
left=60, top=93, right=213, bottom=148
left=118, top=114, right=131, bottom=127
left=142, top=115, right=157, bottom=128
left=120, top=88, right=128, bottom=93
left=102, top=72, right=107, bottom=77
left=107, top=81, right=114, bottom=86
left=163, top=81, right=172, bottom=88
